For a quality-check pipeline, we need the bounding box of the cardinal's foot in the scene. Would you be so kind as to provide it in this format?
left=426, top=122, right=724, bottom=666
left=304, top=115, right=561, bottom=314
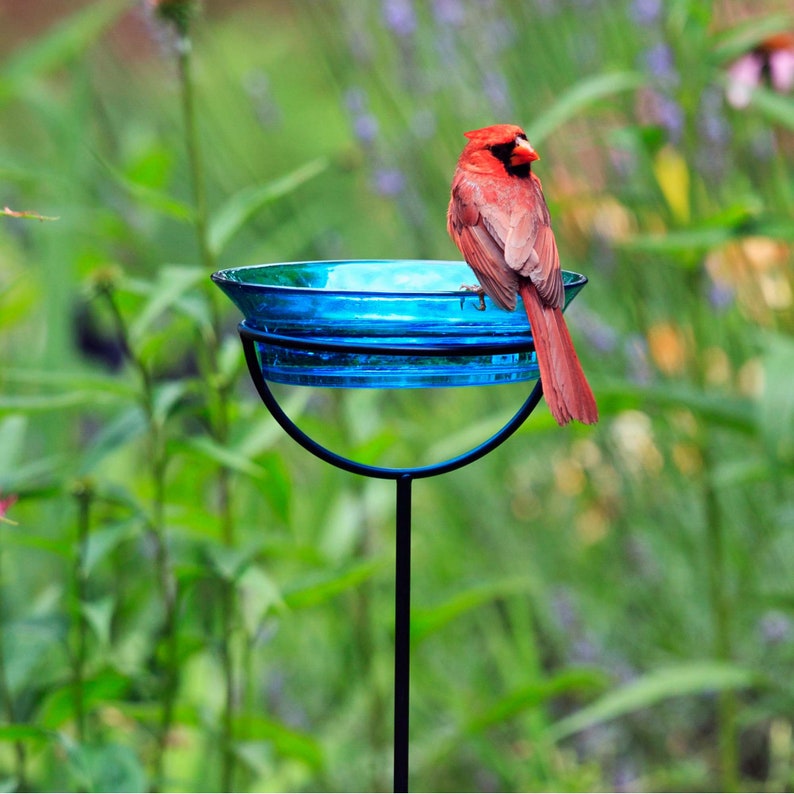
left=459, top=284, right=486, bottom=311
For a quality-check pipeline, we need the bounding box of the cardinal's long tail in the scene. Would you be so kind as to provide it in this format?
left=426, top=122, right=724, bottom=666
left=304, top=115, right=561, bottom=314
left=519, top=281, right=598, bottom=426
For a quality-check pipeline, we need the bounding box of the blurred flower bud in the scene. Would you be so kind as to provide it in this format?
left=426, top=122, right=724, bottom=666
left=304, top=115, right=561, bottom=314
left=147, top=0, right=199, bottom=37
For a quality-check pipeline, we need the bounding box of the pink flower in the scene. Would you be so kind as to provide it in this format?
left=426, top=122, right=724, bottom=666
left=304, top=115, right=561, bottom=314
left=727, top=32, right=794, bottom=109
left=0, top=493, right=17, bottom=524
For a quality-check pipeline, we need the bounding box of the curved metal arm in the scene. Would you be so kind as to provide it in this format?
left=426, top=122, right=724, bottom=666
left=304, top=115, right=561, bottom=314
left=239, top=324, right=544, bottom=481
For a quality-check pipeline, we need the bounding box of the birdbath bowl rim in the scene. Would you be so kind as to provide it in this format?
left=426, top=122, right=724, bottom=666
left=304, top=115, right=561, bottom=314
left=211, top=259, right=588, bottom=389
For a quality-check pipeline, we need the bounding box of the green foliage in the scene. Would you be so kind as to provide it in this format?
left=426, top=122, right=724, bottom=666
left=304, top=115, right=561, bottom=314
left=1, top=0, right=793, bottom=791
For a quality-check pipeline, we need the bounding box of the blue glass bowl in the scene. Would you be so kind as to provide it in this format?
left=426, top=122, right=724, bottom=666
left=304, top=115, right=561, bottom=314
left=212, top=260, right=588, bottom=388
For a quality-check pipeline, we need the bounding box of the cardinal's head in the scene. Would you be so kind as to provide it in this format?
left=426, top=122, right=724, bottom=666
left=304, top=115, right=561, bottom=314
left=459, top=124, right=540, bottom=177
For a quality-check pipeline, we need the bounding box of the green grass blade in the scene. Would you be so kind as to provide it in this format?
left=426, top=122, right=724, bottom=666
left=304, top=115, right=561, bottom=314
left=282, top=557, right=388, bottom=610
left=546, top=662, right=758, bottom=742
left=527, top=71, right=645, bottom=146
left=208, top=157, right=329, bottom=258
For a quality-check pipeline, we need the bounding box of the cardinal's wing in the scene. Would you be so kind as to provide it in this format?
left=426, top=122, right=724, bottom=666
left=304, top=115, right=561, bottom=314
left=502, top=177, right=564, bottom=309
left=447, top=178, right=519, bottom=311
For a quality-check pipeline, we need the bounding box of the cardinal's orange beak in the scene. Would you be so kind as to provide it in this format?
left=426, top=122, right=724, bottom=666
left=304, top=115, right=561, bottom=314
left=510, top=137, right=540, bottom=167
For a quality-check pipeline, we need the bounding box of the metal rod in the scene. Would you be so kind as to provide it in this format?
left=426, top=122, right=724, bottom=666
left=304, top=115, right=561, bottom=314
left=393, top=474, right=412, bottom=793
left=238, top=326, right=545, bottom=792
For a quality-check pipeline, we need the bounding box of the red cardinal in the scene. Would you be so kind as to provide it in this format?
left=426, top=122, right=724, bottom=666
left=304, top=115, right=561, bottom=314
left=447, top=124, right=597, bottom=425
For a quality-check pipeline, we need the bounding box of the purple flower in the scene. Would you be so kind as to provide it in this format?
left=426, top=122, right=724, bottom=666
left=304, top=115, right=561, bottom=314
left=353, top=114, right=379, bottom=144
left=343, top=87, right=368, bottom=115
left=372, top=167, right=406, bottom=196
left=432, top=0, right=465, bottom=26
left=625, top=334, right=652, bottom=384
left=658, top=94, right=684, bottom=140
left=696, top=87, right=730, bottom=180
left=381, top=0, right=417, bottom=38
left=343, top=88, right=379, bottom=145
left=645, top=89, right=684, bottom=142
left=759, top=611, right=792, bottom=645
left=707, top=280, right=735, bottom=311
left=643, top=42, right=679, bottom=87
left=630, top=0, right=662, bottom=26
left=576, top=310, right=619, bottom=354
left=243, top=71, right=282, bottom=128
left=482, top=70, right=512, bottom=115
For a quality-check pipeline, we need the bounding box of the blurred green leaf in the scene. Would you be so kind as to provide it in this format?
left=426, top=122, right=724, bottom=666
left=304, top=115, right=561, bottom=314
left=2, top=616, right=67, bottom=694
left=759, top=333, right=794, bottom=463
left=1, top=368, right=135, bottom=398
left=546, top=662, right=759, bottom=742
left=233, top=714, right=324, bottom=770
left=711, top=14, right=794, bottom=64
left=238, top=565, right=284, bottom=636
left=208, top=157, right=329, bottom=257
left=181, top=435, right=270, bottom=479
left=1, top=531, right=72, bottom=560
left=96, top=155, right=194, bottom=222
left=152, top=380, right=189, bottom=427
left=712, top=456, right=775, bottom=488
left=0, top=416, right=27, bottom=477
left=83, top=521, right=140, bottom=575
left=411, top=577, right=536, bottom=645
left=204, top=540, right=265, bottom=583
left=0, top=455, right=65, bottom=494
left=466, top=668, right=609, bottom=733
left=748, top=85, right=794, bottom=131
left=0, top=392, right=119, bottom=413
left=527, top=71, right=645, bottom=145
left=64, top=740, right=147, bottom=794
left=618, top=226, right=735, bottom=256
left=37, top=670, right=130, bottom=730
left=78, top=407, right=147, bottom=476
left=597, top=379, right=756, bottom=433
left=127, top=266, right=207, bottom=345
left=0, top=725, right=51, bottom=743
left=81, top=597, right=116, bottom=649
left=282, top=557, right=388, bottom=610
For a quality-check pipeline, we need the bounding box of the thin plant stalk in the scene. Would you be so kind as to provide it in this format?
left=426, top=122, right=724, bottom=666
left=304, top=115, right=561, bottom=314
left=97, top=282, right=177, bottom=792
left=71, top=479, right=94, bottom=745
left=174, top=29, right=238, bottom=792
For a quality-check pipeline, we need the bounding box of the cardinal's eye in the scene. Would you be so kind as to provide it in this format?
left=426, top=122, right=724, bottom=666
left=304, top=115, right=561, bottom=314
left=488, top=142, right=514, bottom=162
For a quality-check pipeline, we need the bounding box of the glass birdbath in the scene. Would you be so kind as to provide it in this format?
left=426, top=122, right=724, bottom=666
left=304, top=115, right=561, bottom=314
left=212, top=259, right=589, bottom=792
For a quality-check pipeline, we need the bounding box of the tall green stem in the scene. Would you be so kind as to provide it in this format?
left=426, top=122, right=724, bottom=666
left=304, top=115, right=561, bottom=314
left=99, top=284, right=176, bottom=792
left=72, top=480, right=93, bottom=744
left=176, top=32, right=238, bottom=792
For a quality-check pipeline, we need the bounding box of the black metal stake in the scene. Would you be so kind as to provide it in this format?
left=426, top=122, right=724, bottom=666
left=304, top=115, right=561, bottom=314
left=238, top=325, right=544, bottom=792
left=393, top=474, right=413, bottom=792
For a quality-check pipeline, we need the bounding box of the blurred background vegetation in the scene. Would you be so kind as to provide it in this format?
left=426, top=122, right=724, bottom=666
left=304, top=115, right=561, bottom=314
left=1, top=0, right=793, bottom=790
